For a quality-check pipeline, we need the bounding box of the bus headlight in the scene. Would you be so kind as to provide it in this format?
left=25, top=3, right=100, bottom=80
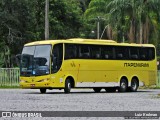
left=20, top=80, right=26, bottom=83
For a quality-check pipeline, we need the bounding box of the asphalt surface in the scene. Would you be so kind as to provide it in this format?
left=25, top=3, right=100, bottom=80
left=0, top=89, right=160, bottom=120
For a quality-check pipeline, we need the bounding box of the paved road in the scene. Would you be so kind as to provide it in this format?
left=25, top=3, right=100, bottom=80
left=0, top=89, right=160, bottom=119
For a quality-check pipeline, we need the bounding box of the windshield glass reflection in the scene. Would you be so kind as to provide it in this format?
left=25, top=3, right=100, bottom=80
left=20, top=45, right=51, bottom=76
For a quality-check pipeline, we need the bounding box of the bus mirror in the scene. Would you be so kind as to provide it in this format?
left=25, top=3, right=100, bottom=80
left=16, top=54, right=21, bottom=67
left=51, top=54, right=54, bottom=61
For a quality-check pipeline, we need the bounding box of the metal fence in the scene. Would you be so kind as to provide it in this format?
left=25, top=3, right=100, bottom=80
left=0, top=68, right=160, bottom=87
left=0, top=68, right=20, bottom=87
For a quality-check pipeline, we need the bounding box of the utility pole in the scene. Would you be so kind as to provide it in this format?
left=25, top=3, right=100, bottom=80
left=97, top=16, right=100, bottom=39
left=45, top=0, right=49, bottom=40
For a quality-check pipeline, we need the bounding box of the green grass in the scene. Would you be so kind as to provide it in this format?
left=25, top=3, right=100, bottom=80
left=154, top=87, right=160, bottom=89
left=0, top=86, right=20, bottom=89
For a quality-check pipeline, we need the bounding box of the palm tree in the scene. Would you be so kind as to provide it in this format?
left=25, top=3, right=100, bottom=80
left=84, top=0, right=113, bottom=39
left=141, top=0, right=160, bottom=44
left=107, top=0, right=160, bottom=43
left=107, top=0, right=131, bottom=42
left=85, top=0, right=109, bottom=19
left=84, top=0, right=160, bottom=44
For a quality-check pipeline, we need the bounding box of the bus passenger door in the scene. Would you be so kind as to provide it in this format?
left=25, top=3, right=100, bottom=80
left=51, top=44, right=63, bottom=73
left=50, top=43, right=63, bottom=87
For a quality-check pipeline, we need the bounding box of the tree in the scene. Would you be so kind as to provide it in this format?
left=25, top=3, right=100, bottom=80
left=107, top=0, right=160, bottom=43
left=78, top=0, right=91, bottom=12
left=0, top=0, right=85, bottom=67
left=84, top=0, right=112, bottom=39
left=0, top=0, right=36, bottom=67
left=49, top=0, right=83, bottom=39
left=85, top=0, right=160, bottom=44
left=106, top=0, right=130, bottom=42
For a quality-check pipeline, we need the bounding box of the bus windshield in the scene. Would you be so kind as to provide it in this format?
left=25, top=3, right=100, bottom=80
left=20, top=45, right=51, bottom=76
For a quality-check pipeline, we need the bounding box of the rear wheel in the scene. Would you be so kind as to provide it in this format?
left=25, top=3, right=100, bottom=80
left=40, top=88, right=46, bottom=94
left=105, top=87, right=117, bottom=92
left=93, top=88, right=101, bottom=93
left=64, top=79, right=71, bottom=93
left=130, top=79, right=139, bottom=92
left=118, top=78, right=128, bottom=92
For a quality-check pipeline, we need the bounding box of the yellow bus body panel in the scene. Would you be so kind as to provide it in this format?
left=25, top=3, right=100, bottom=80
left=20, top=39, right=157, bottom=89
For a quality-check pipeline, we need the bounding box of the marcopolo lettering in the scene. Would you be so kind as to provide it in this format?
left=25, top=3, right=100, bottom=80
left=124, top=63, right=149, bottom=67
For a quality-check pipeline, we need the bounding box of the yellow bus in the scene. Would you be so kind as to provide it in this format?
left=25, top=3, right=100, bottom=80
left=19, top=38, right=157, bottom=93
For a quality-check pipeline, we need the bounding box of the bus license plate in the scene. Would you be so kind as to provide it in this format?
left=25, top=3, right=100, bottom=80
left=31, top=84, right=35, bottom=87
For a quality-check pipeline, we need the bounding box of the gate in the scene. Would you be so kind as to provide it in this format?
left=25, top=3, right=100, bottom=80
left=0, top=68, right=20, bottom=87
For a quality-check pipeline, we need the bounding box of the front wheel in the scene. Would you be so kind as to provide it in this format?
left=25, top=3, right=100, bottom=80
left=118, top=79, right=128, bottom=92
left=64, top=79, right=71, bottom=93
left=40, top=88, right=46, bottom=94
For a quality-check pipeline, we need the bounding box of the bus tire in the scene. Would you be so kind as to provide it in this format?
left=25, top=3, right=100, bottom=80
left=118, top=78, right=128, bottom=92
left=105, top=87, right=117, bottom=92
left=64, top=79, right=71, bottom=93
left=40, top=88, right=46, bottom=94
left=130, top=78, right=139, bottom=92
left=93, top=88, right=101, bottom=93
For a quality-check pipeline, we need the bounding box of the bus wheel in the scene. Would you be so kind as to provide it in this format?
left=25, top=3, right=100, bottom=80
left=130, top=79, right=139, bottom=92
left=93, top=88, right=101, bottom=93
left=40, top=88, right=46, bottom=94
left=105, top=87, right=117, bottom=92
left=118, top=79, right=128, bottom=92
left=64, top=79, right=71, bottom=93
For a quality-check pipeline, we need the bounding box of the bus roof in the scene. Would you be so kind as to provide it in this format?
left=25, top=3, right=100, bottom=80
left=24, top=38, right=155, bottom=48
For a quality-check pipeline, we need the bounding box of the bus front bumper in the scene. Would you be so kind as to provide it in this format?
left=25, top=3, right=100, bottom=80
left=19, top=81, right=52, bottom=89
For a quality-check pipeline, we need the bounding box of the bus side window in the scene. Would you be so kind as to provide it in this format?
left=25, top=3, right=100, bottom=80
left=148, top=48, right=155, bottom=60
left=139, top=48, right=148, bottom=60
left=115, top=47, right=129, bottom=60
left=117, top=53, right=123, bottom=59
left=51, top=44, right=63, bottom=73
left=65, top=44, right=77, bottom=59
left=139, top=47, right=155, bottom=61
left=102, top=46, right=114, bottom=59
left=79, top=45, right=90, bottom=59
left=90, top=45, right=101, bottom=59
left=129, top=47, right=139, bottom=60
